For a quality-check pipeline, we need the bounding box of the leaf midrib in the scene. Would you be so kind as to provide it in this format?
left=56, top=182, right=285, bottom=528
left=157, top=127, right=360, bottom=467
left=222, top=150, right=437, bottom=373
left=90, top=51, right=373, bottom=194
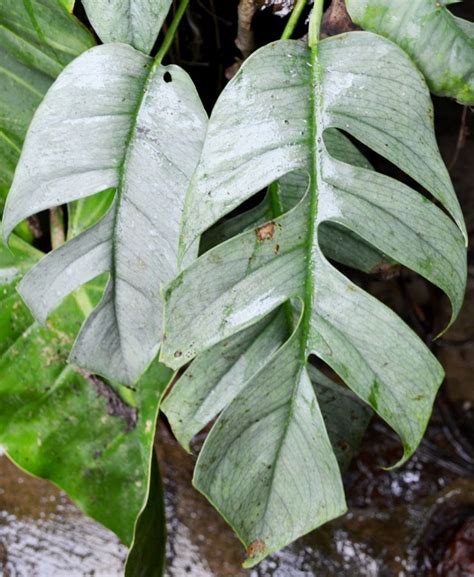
left=109, top=55, right=159, bottom=374
left=254, top=45, right=325, bottom=540
left=300, top=45, right=322, bottom=359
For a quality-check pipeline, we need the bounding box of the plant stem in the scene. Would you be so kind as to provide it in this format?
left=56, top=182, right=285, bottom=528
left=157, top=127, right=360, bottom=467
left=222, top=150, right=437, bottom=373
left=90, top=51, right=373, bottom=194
left=281, top=0, right=308, bottom=40
left=49, top=207, right=65, bottom=250
left=154, top=0, right=191, bottom=65
left=308, top=0, right=324, bottom=49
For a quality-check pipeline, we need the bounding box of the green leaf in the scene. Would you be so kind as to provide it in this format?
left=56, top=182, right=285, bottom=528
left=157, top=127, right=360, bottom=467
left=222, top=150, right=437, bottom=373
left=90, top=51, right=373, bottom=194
left=82, top=0, right=173, bottom=54
left=125, top=452, right=167, bottom=577
left=345, top=0, right=474, bottom=104
left=0, top=230, right=172, bottom=549
left=3, top=43, right=208, bottom=387
left=59, top=0, right=76, bottom=12
left=67, top=188, right=116, bottom=238
left=161, top=33, right=467, bottom=564
left=0, top=0, right=94, bottom=212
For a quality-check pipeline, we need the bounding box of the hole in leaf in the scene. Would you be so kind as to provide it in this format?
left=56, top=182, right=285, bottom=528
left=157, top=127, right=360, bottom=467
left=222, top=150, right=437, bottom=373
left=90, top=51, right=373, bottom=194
left=163, top=71, right=173, bottom=83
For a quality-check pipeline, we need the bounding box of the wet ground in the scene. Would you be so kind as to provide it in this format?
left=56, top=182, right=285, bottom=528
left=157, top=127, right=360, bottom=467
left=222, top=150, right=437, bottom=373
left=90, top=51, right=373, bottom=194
left=1, top=394, right=473, bottom=577
left=1, top=7, right=474, bottom=576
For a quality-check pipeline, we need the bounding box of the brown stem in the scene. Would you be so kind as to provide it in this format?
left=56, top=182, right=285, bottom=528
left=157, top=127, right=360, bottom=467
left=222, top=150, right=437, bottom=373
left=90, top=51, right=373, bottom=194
left=49, top=207, right=65, bottom=250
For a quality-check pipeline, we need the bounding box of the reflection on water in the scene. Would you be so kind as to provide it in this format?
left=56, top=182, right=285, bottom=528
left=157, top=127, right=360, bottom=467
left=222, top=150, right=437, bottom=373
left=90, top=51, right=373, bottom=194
left=0, top=456, right=126, bottom=577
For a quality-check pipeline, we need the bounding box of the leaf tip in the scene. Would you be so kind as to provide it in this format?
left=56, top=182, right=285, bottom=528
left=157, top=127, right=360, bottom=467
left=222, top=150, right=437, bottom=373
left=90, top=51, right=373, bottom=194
left=243, top=539, right=268, bottom=568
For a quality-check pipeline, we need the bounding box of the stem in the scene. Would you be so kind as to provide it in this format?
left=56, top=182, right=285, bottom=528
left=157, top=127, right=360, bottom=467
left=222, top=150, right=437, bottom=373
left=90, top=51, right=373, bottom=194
left=308, top=0, right=324, bottom=49
left=281, top=0, right=308, bottom=40
left=154, top=0, right=191, bottom=65
left=49, top=207, right=65, bottom=250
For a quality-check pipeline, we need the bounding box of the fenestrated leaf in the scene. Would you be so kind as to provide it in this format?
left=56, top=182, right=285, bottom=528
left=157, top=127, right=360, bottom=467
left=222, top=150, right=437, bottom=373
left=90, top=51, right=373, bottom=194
left=345, top=0, right=474, bottom=104
left=0, top=0, right=94, bottom=213
left=3, top=43, right=208, bottom=386
left=160, top=32, right=467, bottom=564
left=308, top=364, right=372, bottom=470
left=163, top=306, right=371, bottom=469
left=164, top=129, right=375, bottom=471
left=202, top=131, right=390, bottom=274
left=0, top=230, right=172, bottom=550
left=163, top=309, right=289, bottom=452
left=82, top=0, right=173, bottom=54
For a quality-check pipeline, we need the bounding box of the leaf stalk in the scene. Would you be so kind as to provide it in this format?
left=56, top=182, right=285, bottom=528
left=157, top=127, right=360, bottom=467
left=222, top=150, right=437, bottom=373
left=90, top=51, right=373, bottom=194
left=309, top=0, right=324, bottom=49
left=154, top=0, right=191, bottom=65
left=281, top=0, right=308, bottom=40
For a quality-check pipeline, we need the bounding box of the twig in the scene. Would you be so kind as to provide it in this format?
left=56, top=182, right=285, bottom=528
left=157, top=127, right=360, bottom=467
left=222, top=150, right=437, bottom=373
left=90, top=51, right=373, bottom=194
left=49, top=207, right=65, bottom=250
left=281, top=0, right=308, bottom=40
left=155, top=0, right=190, bottom=65
left=437, top=389, right=474, bottom=465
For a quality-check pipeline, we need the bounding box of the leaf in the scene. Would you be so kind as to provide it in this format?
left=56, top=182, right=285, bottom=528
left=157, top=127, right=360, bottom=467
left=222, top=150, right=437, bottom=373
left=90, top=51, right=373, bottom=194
left=0, top=230, right=172, bottom=549
left=3, top=43, right=208, bottom=386
left=82, top=0, right=173, bottom=54
left=163, top=307, right=371, bottom=470
left=160, top=33, right=467, bottom=564
left=163, top=309, right=289, bottom=452
left=59, top=0, right=76, bottom=12
left=0, top=0, right=94, bottom=212
left=345, top=0, right=474, bottom=104
left=164, top=130, right=374, bottom=470
left=202, top=131, right=390, bottom=274
left=67, top=188, right=116, bottom=238
left=125, top=452, right=167, bottom=577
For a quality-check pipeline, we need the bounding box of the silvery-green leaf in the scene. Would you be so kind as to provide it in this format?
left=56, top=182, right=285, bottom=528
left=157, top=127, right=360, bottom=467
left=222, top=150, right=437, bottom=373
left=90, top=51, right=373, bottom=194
left=166, top=130, right=375, bottom=465
left=162, top=309, right=289, bottom=452
left=308, top=365, right=372, bottom=470
left=202, top=131, right=389, bottom=273
left=346, top=0, right=474, bottom=104
left=194, top=319, right=346, bottom=568
left=3, top=43, right=207, bottom=386
left=82, top=0, right=173, bottom=54
left=163, top=306, right=371, bottom=470
left=0, top=0, right=94, bottom=212
left=161, top=33, right=467, bottom=564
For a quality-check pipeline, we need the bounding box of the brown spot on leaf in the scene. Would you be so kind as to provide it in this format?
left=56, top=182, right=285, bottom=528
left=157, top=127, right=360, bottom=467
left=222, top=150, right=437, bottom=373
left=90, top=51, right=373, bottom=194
left=246, top=539, right=266, bottom=559
left=255, top=222, right=275, bottom=241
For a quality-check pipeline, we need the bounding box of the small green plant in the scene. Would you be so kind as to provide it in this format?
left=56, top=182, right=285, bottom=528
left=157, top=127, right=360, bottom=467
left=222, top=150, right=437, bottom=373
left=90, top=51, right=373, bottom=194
left=0, top=0, right=472, bottom=573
